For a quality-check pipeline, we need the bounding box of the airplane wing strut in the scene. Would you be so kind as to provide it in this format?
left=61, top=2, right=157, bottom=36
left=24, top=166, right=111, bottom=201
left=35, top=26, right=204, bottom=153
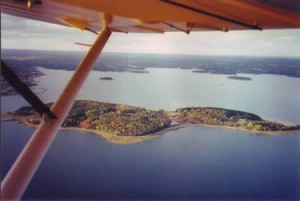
left=1, top=14, right=112, bottom=200
left=1, top=60, right=57, bottom=119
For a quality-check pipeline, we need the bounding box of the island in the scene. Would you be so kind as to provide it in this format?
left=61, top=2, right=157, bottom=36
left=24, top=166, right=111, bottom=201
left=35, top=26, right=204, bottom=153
left=228, top=76, right=252, bottom=81
left=99, top=77, right=113, bottom=80
left=5, top=100, right=300, bottom=144
left=192, top=70, right=207, bottom=73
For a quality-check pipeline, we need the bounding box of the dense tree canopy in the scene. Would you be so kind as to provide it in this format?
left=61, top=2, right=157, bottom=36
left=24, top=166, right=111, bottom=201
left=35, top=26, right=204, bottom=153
left=14, top=101, right=300, bottom=135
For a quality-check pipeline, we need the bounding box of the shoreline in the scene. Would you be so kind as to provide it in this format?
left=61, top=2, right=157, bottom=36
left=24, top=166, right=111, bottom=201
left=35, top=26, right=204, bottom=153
left=2, top=114, right=300, bottom=144
left=1, top=113, right=190, bottom=144
left=192, top=123, right=300, bottom=135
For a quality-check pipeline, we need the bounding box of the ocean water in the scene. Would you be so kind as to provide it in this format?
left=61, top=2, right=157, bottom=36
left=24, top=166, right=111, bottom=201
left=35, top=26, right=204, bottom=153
left=1, top=67, right=300, bottom=200
left=34, top=67, right=300, bottom=124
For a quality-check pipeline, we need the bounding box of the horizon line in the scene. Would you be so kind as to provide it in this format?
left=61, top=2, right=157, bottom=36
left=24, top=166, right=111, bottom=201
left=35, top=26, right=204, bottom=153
left=1, top=48, right=300, bottom=59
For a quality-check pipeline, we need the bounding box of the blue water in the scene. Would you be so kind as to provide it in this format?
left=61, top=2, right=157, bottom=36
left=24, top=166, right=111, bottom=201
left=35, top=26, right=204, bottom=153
left=2, top=122, right=300, bottom=199
left=1, top=68, right=300, bottom=200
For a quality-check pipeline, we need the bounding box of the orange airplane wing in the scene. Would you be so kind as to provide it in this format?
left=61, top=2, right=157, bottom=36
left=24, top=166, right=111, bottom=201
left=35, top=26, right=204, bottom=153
left=2, top=0, right=300, bottom=34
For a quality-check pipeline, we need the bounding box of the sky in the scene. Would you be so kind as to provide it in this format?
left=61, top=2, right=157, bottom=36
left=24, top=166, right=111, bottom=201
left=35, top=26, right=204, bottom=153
left=1, top=13, right=300, bottom=57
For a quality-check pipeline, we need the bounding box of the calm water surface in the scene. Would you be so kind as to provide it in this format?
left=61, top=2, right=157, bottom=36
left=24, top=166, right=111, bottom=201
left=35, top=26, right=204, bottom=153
left=34, top=67, right=300, bottom=124
left=1, top=68, right=300, bottom=200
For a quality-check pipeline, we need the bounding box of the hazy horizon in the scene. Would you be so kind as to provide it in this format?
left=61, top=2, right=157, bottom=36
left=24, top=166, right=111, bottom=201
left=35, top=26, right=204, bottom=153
left=2, top=48, right=300, bottom=59
left=2, top=14, right=300, bottom=58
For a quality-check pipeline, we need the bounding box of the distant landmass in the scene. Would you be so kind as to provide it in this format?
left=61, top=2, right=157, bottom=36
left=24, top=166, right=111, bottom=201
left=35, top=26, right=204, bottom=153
left=228, top=76, right=252, bottom=80
left=1, top=68, right=44, bottom=96
left=5, top=100, right=300, bottom=143
left=1, top=49, right=300, bottom=96
left=1, top=49, right=300, bottom=77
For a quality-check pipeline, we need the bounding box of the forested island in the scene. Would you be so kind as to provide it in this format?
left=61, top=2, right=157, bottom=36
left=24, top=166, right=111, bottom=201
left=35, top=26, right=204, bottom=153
left=170, top=107, right=300, bottom=132
left=6, top=100, right=300, bottom=143
left=13, top=101, right=171, bottom=136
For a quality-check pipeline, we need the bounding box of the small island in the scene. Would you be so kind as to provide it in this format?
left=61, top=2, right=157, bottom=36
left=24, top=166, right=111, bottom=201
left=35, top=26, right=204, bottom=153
left=192, top=70, right=207, bottom=73
left=99, top=77, right=113, bottom=80
left=228, top=76, right=252, bottom=81
left=5, top=100, right=300, bottom=144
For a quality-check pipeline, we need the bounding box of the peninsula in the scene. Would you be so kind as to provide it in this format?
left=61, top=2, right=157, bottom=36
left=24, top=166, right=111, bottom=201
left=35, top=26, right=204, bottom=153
left=7, top=100, right=300, bottom=143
